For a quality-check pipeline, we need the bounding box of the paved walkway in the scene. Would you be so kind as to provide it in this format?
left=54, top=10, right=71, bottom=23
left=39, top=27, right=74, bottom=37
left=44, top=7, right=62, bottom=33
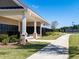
left=27, top=34, right=70, bottom=59
left=28, top=39, right=55, bottom=43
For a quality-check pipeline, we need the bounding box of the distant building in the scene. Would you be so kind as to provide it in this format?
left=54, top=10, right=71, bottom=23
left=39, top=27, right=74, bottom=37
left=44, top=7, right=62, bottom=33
left=65, top=29, right=79, bottom=32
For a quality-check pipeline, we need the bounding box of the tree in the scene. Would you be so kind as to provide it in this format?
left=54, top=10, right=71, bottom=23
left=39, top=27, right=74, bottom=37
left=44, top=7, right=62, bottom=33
left=51, top=21, right=58, bottom=30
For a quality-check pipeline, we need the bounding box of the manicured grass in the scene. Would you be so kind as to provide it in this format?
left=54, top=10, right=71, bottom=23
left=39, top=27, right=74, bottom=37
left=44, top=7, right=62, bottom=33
left=69, top=34, right=79, bottom=59
left=39, top=32, right=63, bottom=40
left=0, top=42, right=48, bottom=59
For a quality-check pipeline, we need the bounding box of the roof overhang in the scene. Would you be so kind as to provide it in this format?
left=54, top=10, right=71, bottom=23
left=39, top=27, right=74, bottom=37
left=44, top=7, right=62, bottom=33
left=0, top=0, right=49, bottom=25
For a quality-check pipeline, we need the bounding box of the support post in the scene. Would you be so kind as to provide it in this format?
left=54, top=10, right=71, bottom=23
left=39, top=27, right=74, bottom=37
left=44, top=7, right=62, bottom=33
left=18, top=21, right=21, bottom=32
left=33, top=21, right=37, bottom=39
left=20, top=14, right=27, bottom=45
left=40, top=23, right=43, bottom=37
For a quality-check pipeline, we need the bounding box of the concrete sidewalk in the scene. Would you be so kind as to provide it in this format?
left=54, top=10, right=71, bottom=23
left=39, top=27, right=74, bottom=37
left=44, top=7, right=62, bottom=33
left=27, top=34, right=70, bottom=59
left=28, top=39, right=55, bottom=43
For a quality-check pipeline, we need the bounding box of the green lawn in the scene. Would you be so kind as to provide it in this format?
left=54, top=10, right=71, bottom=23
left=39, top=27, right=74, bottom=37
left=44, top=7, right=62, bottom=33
left=69, top=34, right=79, bottom=59
left=0, top=42, right=48, bottom=59
left=39, top=32, right=63, bottom=40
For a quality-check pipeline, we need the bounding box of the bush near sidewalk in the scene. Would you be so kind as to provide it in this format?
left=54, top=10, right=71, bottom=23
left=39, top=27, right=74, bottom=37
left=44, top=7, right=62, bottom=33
left=0, top=34, right=9, bottom=45
left=39, top=32, right=63, bottom=40
left=9, top=35, right=19, bottom=43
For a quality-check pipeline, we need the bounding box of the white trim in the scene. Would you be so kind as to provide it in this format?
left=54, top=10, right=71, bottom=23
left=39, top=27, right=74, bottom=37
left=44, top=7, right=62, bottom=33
left=27, top=8, right=48, bottom=24
left=13, top=0, right=27, bottom=9
left=13, top=0, right=23, bottom=7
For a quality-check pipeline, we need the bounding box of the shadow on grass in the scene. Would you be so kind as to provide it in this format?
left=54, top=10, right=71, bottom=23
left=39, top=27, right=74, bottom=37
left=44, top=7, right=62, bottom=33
left=69, top=46, right=79, bottom=59
left=16, top=43, right=48, bottom=50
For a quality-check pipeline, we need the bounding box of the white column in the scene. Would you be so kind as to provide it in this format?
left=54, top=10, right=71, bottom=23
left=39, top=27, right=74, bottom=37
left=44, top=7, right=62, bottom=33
left=33, top=21, right=37, bottom=39
left=20, top=14, right=27, bottom=45
left=22, top=15, right=27, bottom=35
left=34, top=21, right=37, bottom=33
left=40, top=23, right=43, bottom=37
left=18, top=21, right=21, bottom=32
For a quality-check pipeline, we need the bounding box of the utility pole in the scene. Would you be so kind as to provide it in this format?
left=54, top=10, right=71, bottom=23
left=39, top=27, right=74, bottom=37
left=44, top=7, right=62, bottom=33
left=72, top=21, right=75, bottom=32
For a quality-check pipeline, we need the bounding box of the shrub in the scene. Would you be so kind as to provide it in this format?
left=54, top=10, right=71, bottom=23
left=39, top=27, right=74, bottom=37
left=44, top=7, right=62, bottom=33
left=51, top=32, right=61, bottom=36
left=1, top=34, right=9, bottom=45
left=2, top=38, right=9, bottom=45
left=9, top=35, right=19, bottom=43
left=46, top=32, right=52, bottom=36
left=0, top=34, right=4, bottom=42
left=45, top=32, right=61, bottom=36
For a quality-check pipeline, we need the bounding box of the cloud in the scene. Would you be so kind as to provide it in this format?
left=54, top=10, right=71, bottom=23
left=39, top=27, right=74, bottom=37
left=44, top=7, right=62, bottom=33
left=31, top=5, right=39, bottom=9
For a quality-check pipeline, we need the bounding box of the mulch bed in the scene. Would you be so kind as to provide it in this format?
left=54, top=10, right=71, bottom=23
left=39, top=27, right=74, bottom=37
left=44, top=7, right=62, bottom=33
left=0, top=42, right=18, bottom=48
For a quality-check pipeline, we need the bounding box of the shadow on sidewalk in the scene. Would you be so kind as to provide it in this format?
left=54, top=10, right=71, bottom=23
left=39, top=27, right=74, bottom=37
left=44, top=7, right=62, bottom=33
left=38, top=44, right=68, bottom=55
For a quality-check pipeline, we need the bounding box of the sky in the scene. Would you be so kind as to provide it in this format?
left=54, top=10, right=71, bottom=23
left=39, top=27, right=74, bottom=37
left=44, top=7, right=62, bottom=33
left=21, top=0, right=79, bottom=28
